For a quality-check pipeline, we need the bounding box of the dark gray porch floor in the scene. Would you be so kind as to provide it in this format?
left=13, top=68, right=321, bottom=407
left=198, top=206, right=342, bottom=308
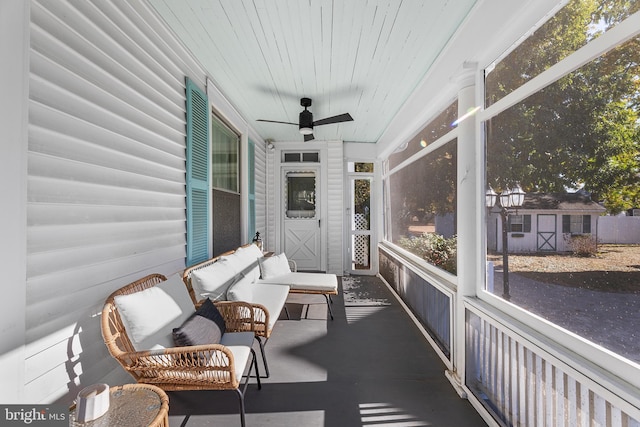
left=167, top=275, right=487, bottom=427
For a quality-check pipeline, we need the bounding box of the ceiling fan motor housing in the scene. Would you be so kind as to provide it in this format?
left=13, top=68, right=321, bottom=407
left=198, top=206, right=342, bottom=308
left=299, top=108, right=313, bottom=134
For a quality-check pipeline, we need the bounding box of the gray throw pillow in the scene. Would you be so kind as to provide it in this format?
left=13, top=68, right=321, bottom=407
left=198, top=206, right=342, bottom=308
left=172, top=298, right=226, bottom=347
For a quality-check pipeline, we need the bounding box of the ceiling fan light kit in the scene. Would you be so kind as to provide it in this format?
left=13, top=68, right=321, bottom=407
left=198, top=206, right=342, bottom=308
left=258, top=97, right=353, bottom=141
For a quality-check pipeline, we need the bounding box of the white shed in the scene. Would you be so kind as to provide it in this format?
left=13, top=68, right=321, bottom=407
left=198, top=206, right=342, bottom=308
left=487, top=192, right=606, bottom=253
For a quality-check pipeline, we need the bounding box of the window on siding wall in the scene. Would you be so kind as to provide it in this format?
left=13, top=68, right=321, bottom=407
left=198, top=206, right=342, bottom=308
left=484, top=0, right=640, bottom=366
left=387, top=138, right=457, bottom=275
left=211, top=115, right=239, bottom=192
left=508, top=214, right=531, bottom=233
left=562, top=214, right=591, bottom=234
left=211, top=114, right=241, bottom=254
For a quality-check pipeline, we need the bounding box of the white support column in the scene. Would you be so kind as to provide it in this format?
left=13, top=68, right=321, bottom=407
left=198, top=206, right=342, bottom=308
left=0, top=0, right=29, bottom=403
left=446, top=62, right=480, bottom=397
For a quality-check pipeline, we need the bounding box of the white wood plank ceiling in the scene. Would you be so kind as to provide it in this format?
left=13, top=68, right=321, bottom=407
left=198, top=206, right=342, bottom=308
left=148, top=0, right=477, bottom=143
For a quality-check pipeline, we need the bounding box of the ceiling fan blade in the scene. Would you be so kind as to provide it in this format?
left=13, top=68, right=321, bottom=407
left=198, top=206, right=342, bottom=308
left=304, top=133, right=315, bottom=142
left=257, top=119, right=298, bottom=126
left=313, top=113, right=353, bottom=126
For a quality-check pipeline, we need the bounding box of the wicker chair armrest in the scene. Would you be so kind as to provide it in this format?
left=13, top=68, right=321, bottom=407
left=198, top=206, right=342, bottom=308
left=119, top=344, right=243, bottom=386
left=193, top=300, right=269, bottom=337
left=246, top=302, right=269, bottom=335
left=215, top=301, right=270, bottom=338
left=123, top=344, right=231, bottom=366
left=213, top=301, right=256, bottom=332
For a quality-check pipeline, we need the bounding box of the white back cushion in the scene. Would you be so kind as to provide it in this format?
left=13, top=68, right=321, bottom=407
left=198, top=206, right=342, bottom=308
left=235, top=244, right=263, bottom=259
left=114, top=274, right=195, bottom=351
left=191, top=259, right=237, bottom=301
left=258, top=253, right=291, bottom=279
left=222, top=244, right=262, bottom=275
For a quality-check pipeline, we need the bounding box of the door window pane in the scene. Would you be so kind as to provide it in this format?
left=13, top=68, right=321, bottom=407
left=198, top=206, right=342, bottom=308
left=354, top=179, right=371, bottom=231
left=286, top=173, right=316, bottom=218
left=355, top=162, right=374, bottom=172
left=302, top=152, right=319, bottom=162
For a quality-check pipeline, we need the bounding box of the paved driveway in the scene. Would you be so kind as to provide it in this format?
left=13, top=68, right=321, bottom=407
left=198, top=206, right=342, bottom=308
left=492, top=271, right=640, bottom=363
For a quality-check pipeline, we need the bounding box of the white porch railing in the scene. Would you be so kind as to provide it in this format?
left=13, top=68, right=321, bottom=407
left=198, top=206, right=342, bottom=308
left=378, top=245, right=640, bottom=426
left=379, top=246, right=453, bottom=365
left=466, top=304, right=640, bottom=427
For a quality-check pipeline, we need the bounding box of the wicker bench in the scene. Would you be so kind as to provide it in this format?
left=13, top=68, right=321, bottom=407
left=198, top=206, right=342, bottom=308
left=182, top=244, right=290, bottom=377
left=182, top=244, right=340, bottom=374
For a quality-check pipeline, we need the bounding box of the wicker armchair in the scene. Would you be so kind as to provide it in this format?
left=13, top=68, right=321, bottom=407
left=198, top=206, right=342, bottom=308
left=101, top=273, right=261, bottom=427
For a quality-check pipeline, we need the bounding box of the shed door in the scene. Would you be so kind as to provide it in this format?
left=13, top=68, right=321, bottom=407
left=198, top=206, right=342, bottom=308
left=537, top=214, right=557, bottom=251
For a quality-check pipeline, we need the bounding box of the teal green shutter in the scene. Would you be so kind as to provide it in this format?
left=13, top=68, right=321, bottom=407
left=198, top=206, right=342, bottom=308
left=248, top=138, right=256, bottom=239
left=185, top=78, right=210, bottom=266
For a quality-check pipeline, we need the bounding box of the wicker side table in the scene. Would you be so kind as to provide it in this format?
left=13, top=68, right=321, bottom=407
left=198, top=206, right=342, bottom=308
left=70, top=384, right=169, bottom=427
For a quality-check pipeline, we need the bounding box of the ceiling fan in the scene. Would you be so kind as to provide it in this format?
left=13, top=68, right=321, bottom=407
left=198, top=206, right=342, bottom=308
left=257, top=97, right=353, bottom=141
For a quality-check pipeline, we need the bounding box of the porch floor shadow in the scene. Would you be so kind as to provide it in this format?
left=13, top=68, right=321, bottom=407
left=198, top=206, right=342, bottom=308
left=167, top=275, right=487, bottom=427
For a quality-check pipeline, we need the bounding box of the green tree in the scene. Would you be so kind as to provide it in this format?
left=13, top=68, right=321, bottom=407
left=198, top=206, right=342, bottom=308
left=486, top=0, right=640, bottom=213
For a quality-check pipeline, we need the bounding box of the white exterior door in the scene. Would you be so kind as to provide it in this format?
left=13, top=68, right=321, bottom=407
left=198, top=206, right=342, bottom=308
left=282, top=167, right=322, bottom=270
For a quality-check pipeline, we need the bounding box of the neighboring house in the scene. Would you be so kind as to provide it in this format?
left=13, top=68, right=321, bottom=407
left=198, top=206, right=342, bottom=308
left=487, top=192, right=606, bottom=253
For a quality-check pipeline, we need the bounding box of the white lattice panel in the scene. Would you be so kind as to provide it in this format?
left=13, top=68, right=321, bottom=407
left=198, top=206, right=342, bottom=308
left=353, top=214, right=369, bottom=266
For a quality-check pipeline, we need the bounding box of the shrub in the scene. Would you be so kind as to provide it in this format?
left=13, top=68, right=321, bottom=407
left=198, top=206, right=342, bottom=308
left=398, top=233, right=457, bottom=274
left=564, top=234, right=598, bottom=257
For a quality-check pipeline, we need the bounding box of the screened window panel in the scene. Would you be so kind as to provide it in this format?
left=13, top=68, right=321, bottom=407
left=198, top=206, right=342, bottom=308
left=387, top=139, right=458, bottom=275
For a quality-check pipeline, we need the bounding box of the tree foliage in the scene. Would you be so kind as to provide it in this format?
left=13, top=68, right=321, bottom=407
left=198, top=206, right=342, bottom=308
left=486, top=0, right=640, bottom=213
left=390, top=139, right=457, bottom=223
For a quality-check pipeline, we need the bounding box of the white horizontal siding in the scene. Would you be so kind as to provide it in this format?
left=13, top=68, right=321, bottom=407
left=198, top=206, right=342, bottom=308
left=27, top=0, right=206, bottom=403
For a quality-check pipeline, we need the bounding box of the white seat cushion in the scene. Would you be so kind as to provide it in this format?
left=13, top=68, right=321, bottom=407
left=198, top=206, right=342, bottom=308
left=220, top=331, right=256, bottom=380
left=258, top=272, right=338, bottom=293
left=160, top=332, right=255, bottom=382
left=114, top=274, right=195, bottom=351
left=249, top=284, right=290, bottom=330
